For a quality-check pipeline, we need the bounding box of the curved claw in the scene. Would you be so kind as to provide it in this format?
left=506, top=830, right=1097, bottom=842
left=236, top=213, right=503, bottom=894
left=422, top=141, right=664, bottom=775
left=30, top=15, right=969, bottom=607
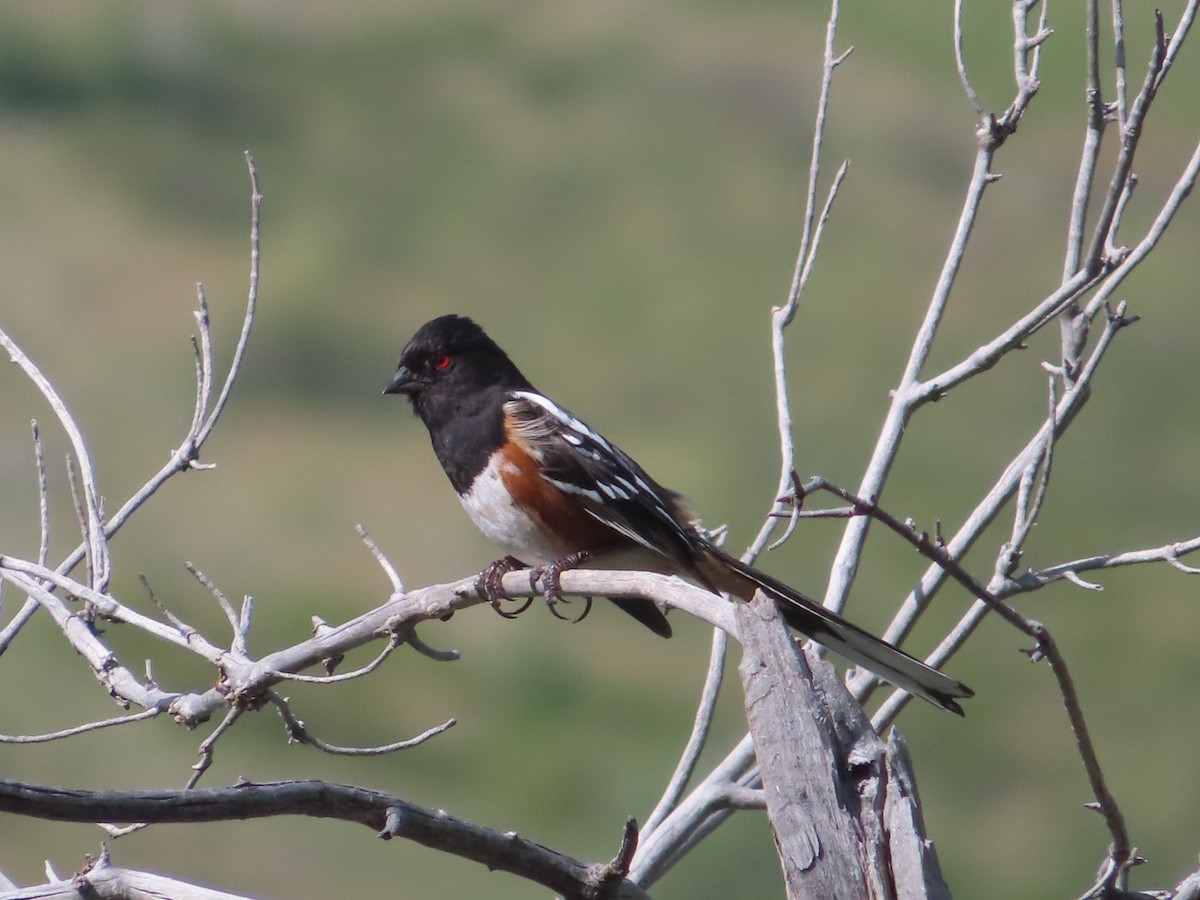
left=494, top=595, right=534, bottom=619
left=528, top=567, right=572, bottom=620
left=475, top=556, right=533, bottom=620
left=529, top=551, right=593, bottom=622
left=569, top=596, right=594, bottom=624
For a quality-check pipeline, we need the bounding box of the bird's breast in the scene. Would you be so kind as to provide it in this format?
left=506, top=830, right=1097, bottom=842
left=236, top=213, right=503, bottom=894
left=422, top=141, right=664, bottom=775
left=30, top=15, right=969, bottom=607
left=459, top=454, right=564, bottom=565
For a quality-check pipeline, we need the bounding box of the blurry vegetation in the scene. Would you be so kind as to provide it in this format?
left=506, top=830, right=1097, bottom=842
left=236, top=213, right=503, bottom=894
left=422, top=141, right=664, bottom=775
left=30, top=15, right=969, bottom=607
left=0, top=1, right=1197, bottom=898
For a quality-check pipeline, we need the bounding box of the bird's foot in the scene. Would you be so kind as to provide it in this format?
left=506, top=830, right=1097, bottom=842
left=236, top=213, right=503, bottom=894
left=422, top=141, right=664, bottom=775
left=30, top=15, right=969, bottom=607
left=476, top=556, right=533, bottom=620
left=529, top=551, right=594, bottom=624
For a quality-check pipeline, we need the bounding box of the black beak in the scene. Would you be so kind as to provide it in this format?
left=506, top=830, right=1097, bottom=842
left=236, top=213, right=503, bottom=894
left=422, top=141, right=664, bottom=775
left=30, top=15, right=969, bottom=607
left=383, top=365, right=420, bottom=396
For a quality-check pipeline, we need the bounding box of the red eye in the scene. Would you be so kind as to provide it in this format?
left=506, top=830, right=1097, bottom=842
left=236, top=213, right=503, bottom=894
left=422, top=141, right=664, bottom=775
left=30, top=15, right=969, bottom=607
left=432, top=354, right=452, bottom=370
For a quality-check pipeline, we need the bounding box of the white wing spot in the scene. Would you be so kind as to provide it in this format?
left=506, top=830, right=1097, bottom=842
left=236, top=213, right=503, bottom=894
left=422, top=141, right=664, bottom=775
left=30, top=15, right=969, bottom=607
left=545, top=476, right=603, bottom=503
left=601, top=481, right=630, bottom=501
left=612, top=475, right=639, bottom=495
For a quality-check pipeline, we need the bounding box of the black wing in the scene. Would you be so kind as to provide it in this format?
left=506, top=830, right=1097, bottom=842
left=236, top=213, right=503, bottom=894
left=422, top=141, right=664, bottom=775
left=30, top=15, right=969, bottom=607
left=504, top=390, right=713, bottom=585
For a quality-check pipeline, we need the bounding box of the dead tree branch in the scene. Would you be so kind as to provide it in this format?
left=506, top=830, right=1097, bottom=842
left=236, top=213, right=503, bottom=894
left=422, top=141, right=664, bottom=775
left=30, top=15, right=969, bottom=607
left=0, top=780, right=651, bottom=900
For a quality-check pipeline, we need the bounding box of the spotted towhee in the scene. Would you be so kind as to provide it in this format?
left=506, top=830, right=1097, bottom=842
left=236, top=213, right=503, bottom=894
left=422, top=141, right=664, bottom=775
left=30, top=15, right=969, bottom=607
left=385, top=315, right=972, bottom=714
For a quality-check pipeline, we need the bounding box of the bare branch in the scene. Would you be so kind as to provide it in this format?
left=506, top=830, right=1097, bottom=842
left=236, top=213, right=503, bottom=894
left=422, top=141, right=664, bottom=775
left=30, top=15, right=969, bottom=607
left=15, top=859, right=257, bottom=900
left=396, top=624, right=460, bottom=662
left=1062, top=570, right=1105, bottom=591
left=268, top=632, right=403, bottom=684
left=0, top=569, right=190, bottom=714
left=1080, top=3, right=1197, bottom=271
left=186, top=707, right=244, bottom=791
left=797, top=479, right=1134, bottom=885
left=1003, top=536, right=1200, bottom=593
left=32, top=422, right=49, bottom=569
left=138, top=572, right=201, bottom=641
left=824, top=145, right=1000, bottom=613
left=748, top=0, right=852, bottom=568
left=996, top=378, right=1057, bottom=578
left=0, top=329, right=111, bottom=594
left=190, top=282, right=214, bottom=440
left=268, top=691, right=455, bottom=756
left=641, top=628, right=728, bottom=836
left=196, top=152, right=262, bottom=447
left=1085, top=137, right=1200, bottom=316
left=0, top=156, right=265, bottom=657
left=953, top=0, right=984, bottom=115
left=632, top=734, right=756, bottom=886
left=873, top=298, right=1135, bottom=672
left=1156, top=0, right=1200, bottom=89
left=1062, top=0, right=1105, bottom=282
left=0, top=709, right=161, bottom=745
left=1112, top=0, right=1128, bottom=128
left=185, top=562, right=242, bottom=641
left=784, top=0, right=851, bottom=326
left=0, top=558, right=226, bottom=663
left=357, top=523, right=404, bottom=593
left=0, top=779, right=652, bottom=900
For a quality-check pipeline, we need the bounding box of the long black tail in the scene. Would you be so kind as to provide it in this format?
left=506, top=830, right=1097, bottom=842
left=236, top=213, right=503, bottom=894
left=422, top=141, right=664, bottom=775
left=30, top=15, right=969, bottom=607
left=702, top=546, right=973, bottom=715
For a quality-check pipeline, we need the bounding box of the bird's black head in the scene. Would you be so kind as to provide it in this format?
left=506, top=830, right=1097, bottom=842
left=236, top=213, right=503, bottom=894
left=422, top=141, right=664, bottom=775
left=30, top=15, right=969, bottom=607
left=384, top=315, right=531, bottom=426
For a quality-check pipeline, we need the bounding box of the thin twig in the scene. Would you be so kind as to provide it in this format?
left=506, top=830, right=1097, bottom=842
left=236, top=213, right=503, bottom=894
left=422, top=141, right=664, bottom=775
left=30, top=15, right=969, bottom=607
left=268, top=633, right=402, bottom=684
left=64, top=455, right=94, bottom=590
left=1156, top=0, right=1200, bottom=89
left=186, top=706, right=244, bottom=790
left=631, top=733, right=757, bottom=886
left=1083, top=8, right=1169, bottom=271
left=0, top=708, right=161, bottom=744
left=783, top=0, right=851, bottom=326
left=1112, top=0, right=1128, bottom=129
left=919, top=267, right=1100, bottom=402
left=1084, top=137, right=1200, bottom=317
left=190, top=283, right=214, bottom=440
left=235, top=595, right=253, bottom=657
left=824, top=146, right=998, bottom=613
left=139, top=573, right=199, bottom=640
left=1003, top=536, right=1200, bottom=593
left=185, top=562, right=242, bottom=640
left=1063, top=0, right=1105, bottom=282
left=357, top=524, right=403, bottom=593
left=396, top=624, right=460, bottom=662
left=196, top=152, right=262, bottom=446
left=642, top=628, right=728, bottom=836
left=33, top=421, right=50, bottom=569
left=998, top=377, right=1058, bottom=579
left=267, top=691, right=455, bottom=756
left=953, top=0, right=985, bottom=114
left=0, top=328, right=111, bottom=593
left=748, top=0, right=851, bottom=568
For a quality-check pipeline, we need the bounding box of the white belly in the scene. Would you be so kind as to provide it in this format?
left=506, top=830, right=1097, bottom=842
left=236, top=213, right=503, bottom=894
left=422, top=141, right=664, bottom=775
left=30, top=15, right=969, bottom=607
left=459, top=456, right=561, bottom=565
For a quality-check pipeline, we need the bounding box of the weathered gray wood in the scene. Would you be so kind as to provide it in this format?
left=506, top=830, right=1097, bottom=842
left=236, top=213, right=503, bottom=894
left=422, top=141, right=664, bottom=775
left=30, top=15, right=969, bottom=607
left=736, top=591, right=953, bottom=900
left=883, top=732, right=954, bottom=900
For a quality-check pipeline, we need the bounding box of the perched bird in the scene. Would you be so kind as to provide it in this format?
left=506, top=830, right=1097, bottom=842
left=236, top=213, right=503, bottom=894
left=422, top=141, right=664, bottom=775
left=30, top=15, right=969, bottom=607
left=385, top=314, right=972, bottom=714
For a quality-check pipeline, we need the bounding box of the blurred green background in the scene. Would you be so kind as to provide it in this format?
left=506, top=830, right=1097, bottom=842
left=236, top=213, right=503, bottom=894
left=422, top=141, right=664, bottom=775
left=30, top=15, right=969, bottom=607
left=1, top=1, right=1197, bottom=897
